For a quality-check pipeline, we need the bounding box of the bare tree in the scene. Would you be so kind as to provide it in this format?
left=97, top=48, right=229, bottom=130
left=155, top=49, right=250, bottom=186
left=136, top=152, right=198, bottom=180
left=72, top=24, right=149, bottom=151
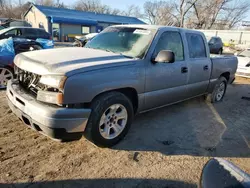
left=122, top=5, right=143, bottom=18
left=190, top=0, right=250, bottom=29
left=0, top=0, right=30, bottom=19
left=34, top=0, right=55, bottom=6
left=174, top=0, right=199, bottom=27
left=221, top=0, right=250, bottom=29
left=34, top=0, right=66, bottom=7
left=74, top=0, right=121, bottom=15
left=143, top=1, right=176, bottom=25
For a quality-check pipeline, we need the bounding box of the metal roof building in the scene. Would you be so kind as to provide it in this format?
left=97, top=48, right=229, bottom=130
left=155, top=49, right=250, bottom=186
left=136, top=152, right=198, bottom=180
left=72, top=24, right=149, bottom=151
left=24, top=4, right=145, bottom=42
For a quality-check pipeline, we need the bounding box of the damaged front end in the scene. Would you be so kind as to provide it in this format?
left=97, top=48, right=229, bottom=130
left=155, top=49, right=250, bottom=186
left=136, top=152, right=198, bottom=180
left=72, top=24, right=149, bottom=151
left=14, top=66, right=65, bottom=105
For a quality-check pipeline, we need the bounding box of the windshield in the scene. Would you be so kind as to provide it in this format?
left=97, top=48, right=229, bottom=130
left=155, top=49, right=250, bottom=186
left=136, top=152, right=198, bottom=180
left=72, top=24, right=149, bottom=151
left=85, top=27, right=156, bottom=59
left=238, top=49, right=250, bottom=57
left=0, top=27, right=10, bottom=35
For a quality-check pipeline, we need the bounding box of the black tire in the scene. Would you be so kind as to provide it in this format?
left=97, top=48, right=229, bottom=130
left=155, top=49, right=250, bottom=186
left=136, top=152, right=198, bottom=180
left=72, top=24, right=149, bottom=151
left=218, top=48, right=223, bottom=55
left=206, top=77, right=227, bottom=103
left=29, top=45, right=43, bottom=51
left=84, top=92, right=134, bottom=147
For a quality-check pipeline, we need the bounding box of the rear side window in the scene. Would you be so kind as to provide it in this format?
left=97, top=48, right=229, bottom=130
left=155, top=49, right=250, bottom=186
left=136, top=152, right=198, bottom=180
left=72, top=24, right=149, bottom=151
left=37, top=29, right=50, bottom=39
left=186, top=33, right=207, bottom=58
left=24, top=28, right=38, bottom=37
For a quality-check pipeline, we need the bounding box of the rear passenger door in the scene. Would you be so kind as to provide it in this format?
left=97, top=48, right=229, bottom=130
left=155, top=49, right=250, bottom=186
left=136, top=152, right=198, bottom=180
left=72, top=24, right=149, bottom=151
left=185, top=33, right=211, bottom=97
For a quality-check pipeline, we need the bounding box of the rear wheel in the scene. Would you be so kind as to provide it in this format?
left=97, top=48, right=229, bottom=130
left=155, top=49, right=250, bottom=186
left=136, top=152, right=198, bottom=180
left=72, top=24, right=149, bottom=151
left=0, top=67, right=13, bottom=89
left=218, top=48, right=223, bottom=55
left=206, top=77, right=227, bottom=103
left=85, top=92, right=134, bottom=147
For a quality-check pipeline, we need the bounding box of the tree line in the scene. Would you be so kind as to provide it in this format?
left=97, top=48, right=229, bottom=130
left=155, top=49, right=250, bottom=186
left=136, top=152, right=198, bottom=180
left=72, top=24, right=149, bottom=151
left=0, top=0, right=249, bottom=29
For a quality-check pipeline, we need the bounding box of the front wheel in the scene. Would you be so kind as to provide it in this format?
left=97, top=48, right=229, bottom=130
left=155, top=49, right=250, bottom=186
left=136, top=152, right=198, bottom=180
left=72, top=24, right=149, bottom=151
left=218, top=48, right=223, bottom=55
left=0, top=67, right=13, bottom=89
left=73, top=41, right=82, bottom=47
left=85, top=92, right=134, bottom=147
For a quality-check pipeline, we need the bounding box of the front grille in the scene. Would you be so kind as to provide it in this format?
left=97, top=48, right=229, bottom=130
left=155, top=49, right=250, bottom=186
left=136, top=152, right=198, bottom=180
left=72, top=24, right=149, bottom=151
left=15, top=66, right=45, bottom=96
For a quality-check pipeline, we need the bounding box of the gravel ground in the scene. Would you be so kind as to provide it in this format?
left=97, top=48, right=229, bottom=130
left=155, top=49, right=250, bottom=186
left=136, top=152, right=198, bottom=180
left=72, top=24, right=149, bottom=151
left=0, top=77, right=250, bottom=188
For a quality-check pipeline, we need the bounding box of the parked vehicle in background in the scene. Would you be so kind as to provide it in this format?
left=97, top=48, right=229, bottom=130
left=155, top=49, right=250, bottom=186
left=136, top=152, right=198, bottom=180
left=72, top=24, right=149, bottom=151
left=208, top=36, right=223, bottom=54
left=0, top=38, right=46, bottom=88
left=73, top=33, right=98, bottom=47
left=235, top=48, right=250, bottom=78
left=0, top=27, right=51, bottom=41
left=7, top=25, right=237, bottom=147
left=200, top=158, right=250, bottom=188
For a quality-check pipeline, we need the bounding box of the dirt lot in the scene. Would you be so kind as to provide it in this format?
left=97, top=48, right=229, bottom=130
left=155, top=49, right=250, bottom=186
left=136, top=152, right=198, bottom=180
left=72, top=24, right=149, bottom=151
left=0, top=77, right=250, bottom=188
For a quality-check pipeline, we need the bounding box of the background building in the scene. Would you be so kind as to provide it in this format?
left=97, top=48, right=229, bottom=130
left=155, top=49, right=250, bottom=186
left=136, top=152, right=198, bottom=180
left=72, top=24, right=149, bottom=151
left=24, top=4, right=145, bottom=42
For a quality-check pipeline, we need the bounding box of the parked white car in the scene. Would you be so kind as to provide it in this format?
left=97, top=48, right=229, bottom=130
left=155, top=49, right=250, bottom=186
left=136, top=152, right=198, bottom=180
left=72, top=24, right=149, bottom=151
left=236, top=49, right=250, bottom=78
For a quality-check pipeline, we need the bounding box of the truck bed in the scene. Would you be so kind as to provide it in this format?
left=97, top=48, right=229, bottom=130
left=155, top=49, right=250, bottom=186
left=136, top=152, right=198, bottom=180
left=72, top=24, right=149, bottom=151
left=210, top=55, right=238, bottom=82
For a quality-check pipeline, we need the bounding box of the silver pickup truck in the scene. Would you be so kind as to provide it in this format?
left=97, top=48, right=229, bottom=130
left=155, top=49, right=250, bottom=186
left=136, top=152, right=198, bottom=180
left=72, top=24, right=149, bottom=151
left=7, top=25, right=238, bottom=147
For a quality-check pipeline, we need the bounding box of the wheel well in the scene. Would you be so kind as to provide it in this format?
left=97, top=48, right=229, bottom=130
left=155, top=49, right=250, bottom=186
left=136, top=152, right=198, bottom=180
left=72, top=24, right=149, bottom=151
left=115, top=88, right=138, bottom=114
left=4, top=65, right=14, bottom=70
left=86, top=88, right=139, bottom=114
left=220, top=72, right=230, bottom=81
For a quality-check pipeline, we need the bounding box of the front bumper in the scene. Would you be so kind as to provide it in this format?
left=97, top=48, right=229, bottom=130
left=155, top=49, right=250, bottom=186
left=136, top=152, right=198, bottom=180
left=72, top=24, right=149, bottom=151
left=6, top=80, right=91, bottom=141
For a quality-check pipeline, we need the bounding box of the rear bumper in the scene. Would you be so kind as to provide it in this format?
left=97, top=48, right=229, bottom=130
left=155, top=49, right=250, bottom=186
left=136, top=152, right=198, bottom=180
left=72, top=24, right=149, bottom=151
left=229, top=75, right=235, bottom=84
left=7, top=80, right=91, bottom=141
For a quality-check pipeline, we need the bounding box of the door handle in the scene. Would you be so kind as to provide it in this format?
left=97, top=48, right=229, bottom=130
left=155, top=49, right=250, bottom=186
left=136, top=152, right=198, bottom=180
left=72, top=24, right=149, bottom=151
left=204, top=65, right=209, bottom=70
left=181, top=67, right=188, bottom=73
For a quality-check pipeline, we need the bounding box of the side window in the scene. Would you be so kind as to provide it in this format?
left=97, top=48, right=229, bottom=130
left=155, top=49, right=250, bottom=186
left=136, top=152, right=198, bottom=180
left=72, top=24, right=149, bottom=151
left=37, top=29, right=50, bottom=39
left=186, top=33, right=206, bottom=58
left=154, top=31, right=184, bottom=61
left=5, top=29, right=22, bottom=36
left=24, top=29, right=38, bottom=37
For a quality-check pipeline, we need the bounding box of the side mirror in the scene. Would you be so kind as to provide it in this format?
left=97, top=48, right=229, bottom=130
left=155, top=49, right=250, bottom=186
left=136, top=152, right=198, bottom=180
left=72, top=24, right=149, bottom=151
left=153, top=50, right=175, bottom=64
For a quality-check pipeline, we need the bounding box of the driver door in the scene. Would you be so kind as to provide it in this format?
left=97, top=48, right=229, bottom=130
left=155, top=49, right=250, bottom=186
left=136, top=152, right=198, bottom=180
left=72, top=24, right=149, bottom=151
left=144, top=31, right=189, bottom=110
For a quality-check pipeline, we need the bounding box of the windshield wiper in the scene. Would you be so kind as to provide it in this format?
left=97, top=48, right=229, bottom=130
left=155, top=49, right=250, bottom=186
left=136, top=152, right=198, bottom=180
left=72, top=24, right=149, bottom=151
left=119, top=53, right=136, bottom=59
left=89, top=47, right=136, bottom=59
left=105, top=49, right=116, bottom=53
left=105, top=49, right=134, bottom=59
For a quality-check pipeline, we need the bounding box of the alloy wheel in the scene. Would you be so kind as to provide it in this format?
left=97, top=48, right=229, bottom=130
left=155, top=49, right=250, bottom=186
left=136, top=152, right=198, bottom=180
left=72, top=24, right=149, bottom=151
left=99, top=104, right=128, bottom=140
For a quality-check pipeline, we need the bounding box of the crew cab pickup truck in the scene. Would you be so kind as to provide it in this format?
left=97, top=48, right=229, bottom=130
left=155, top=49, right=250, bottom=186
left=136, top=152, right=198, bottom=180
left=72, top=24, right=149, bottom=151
left=7, top=25, right=238, bottom=147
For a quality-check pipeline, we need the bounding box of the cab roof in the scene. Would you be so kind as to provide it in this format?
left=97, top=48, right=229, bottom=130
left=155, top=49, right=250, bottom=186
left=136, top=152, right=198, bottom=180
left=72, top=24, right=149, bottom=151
left=111, top=24, right=202, bottom=34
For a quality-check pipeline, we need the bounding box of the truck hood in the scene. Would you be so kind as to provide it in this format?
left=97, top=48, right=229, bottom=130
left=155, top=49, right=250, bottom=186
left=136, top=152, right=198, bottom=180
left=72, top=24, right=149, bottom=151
left=14, top=47, right=133, bottom=76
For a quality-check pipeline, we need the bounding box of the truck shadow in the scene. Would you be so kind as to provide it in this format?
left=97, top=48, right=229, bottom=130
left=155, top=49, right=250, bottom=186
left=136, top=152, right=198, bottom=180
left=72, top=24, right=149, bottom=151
left=1, top=178, right=196, bottom=188
left=114, top=81, right=250, bottom=158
